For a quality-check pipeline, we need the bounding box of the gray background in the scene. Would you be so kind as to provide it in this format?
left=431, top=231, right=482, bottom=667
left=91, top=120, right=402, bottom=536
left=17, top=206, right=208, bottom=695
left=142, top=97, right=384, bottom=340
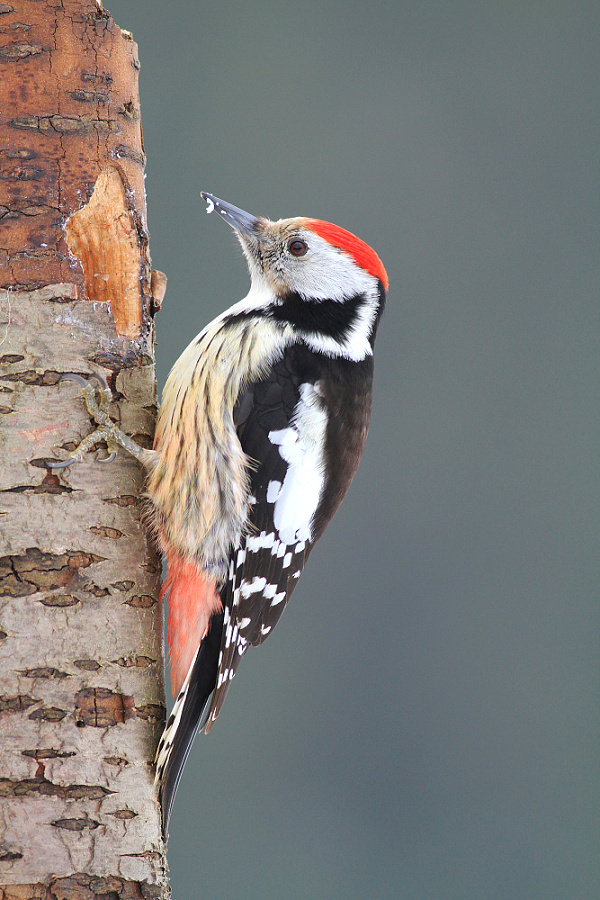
left=107, top=2, right=598, bottom=898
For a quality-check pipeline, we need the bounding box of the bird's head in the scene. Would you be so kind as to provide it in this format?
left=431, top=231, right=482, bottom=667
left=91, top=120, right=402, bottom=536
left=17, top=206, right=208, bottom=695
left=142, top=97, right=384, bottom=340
left=201, top=191, right=388, bottom=300
left=201, top=192, right=387, bottom=360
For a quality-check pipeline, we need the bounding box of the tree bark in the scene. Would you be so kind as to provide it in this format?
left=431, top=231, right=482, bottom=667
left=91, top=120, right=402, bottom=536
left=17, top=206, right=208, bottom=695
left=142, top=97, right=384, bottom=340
left=0, top=2, right=168, bottom=896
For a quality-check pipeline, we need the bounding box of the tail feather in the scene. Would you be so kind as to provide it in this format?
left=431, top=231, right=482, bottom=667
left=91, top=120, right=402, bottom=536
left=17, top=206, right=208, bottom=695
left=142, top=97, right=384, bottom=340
left=155, top=611, right=224, bottom=835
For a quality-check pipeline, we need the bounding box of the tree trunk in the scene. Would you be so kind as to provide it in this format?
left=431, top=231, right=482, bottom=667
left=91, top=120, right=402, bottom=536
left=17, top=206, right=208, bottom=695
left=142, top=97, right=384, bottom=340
left=0, top=2, right=168, bottom=896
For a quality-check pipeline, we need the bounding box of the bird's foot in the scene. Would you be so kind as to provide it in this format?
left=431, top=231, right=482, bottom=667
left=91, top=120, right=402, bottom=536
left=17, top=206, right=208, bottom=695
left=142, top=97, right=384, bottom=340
left=47, top=373, right=154, bottom=469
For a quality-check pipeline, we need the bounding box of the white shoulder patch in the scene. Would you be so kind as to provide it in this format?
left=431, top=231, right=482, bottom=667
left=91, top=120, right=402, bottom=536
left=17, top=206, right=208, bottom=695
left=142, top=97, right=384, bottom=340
left=267, top=382, right=327, bottom=544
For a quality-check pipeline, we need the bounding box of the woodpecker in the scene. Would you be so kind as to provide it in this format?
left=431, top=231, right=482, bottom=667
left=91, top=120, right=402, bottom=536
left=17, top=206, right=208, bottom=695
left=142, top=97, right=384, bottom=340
left=50, top=193, right=387, bottom=835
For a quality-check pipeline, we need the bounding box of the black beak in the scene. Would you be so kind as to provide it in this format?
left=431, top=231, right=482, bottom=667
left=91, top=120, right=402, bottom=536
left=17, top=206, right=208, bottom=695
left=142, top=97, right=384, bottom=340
left=201, top=192, right=260, bottom=236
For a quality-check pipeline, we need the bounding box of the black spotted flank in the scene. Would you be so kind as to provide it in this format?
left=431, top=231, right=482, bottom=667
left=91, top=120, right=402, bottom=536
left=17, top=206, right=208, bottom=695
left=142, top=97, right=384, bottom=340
left=269, top=291, right=367, bottom=342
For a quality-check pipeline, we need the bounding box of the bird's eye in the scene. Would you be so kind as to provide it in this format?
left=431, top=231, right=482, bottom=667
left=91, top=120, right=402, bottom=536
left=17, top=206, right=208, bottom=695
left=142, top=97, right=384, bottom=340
left=288, top=239, right=308, bottom=257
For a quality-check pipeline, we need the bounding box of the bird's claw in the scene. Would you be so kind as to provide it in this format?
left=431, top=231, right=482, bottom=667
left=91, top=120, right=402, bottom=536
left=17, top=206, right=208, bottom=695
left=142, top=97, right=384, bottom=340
left=46, top=455, right=80, bottom=470
left=98, top=451, right=117, bottom=464
left=47, top=373, right=117, bottom=469
left=59, top=372, right=109, bottom=391
left=47, top=372, right=154, bottom=470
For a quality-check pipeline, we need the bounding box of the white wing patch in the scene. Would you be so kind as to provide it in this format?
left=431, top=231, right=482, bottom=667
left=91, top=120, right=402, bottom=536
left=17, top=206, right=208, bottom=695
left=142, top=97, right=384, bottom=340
left=267, top=382, right=328, bottom=544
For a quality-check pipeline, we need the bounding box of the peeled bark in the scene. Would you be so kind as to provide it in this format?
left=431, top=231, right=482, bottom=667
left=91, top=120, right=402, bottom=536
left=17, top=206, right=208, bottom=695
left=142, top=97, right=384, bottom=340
left=0, top=1, right=168, bottom=896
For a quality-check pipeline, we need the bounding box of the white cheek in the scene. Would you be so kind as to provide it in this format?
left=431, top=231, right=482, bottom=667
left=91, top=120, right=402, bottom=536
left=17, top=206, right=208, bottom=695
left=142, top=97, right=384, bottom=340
left=291, top=240, right=373, bottom=302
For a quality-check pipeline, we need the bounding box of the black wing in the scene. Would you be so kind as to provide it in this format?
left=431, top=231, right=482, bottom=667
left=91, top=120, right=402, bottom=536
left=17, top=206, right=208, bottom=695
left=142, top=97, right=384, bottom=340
left=203, top=345, right=374, bottom=730
left=203, top=345, right=313, bottom=729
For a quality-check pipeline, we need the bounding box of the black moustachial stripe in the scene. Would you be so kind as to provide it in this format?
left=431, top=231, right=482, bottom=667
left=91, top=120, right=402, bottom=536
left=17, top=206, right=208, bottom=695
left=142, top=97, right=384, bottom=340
left=221, top=291, right=369, bottom=343
left=268, top=290, right=367, bottom=343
